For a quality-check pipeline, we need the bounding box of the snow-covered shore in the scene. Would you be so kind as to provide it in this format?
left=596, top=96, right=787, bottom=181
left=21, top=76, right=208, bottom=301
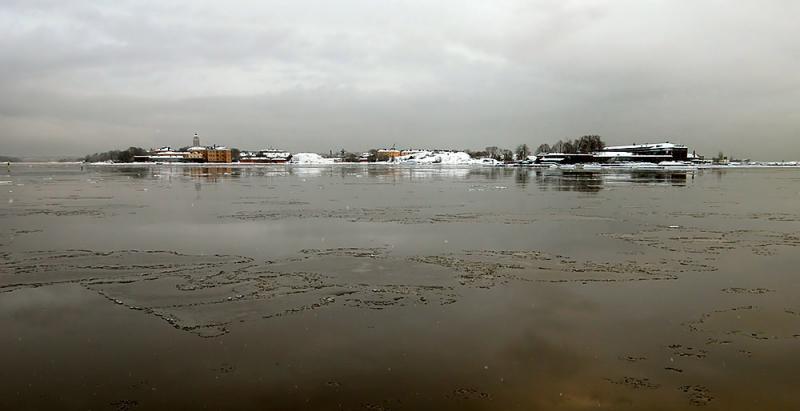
left=393, top=151, right=475, bottom=165
left=10, top=158, right=797, bottom=171
left=289, top=152, right=336, bottom=164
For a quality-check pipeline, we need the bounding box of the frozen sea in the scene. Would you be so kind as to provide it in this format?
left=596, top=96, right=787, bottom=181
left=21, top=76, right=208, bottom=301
left=1, top=164, right=799, bottom=410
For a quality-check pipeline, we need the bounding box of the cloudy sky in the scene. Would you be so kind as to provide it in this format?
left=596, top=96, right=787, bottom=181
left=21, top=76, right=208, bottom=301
left=1, top=0, right=798, bottom=159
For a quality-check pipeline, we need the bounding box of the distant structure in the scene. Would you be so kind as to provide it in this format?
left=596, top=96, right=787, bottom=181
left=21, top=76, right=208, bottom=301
left=601, top=142, right=688, bottom=161
left=135, top=132, right=231, bottom=163
left=202, top=146, right=232, bottom=163
left=140, top=146, right=188, bottom=162
left=535, top=142, right=693, bottom=165
left=185, top=145, right=231, bottom=163
left=376, top=148, right=402, bottom=161
left=239, top=149, right=292, bottom=164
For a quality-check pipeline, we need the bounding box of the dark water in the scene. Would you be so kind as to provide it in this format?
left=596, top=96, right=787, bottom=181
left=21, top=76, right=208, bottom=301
left=1, top=164, right=799, bottom=410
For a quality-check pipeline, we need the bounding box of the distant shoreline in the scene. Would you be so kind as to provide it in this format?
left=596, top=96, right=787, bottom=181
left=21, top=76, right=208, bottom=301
left=5, top=161, right=800, bottom=171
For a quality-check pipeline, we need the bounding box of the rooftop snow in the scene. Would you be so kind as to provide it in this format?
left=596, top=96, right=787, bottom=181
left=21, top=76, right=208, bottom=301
left=603, top=142, right=686, bottom=150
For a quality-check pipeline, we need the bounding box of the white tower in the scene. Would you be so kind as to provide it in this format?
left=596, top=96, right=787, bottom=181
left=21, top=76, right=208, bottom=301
left=193, top=133, right=200, bottom=147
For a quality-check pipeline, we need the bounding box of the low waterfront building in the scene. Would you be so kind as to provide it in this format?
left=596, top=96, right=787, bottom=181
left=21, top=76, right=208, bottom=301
left=184, top=145, right=206, bottom=162
left=601, top=142, right=689, bottom=162
left=376, top=149, right=402, bottom=161
left=534, top=142, right=693, bottom=165
left=239, top=149, right=292, bottom=163
left=148, top=147, right=190, bottom=162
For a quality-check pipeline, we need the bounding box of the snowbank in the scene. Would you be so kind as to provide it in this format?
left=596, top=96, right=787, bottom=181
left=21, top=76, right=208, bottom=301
left=395, top=151, right=476, bottom=165
left=290, top=153, right=336, bottom=164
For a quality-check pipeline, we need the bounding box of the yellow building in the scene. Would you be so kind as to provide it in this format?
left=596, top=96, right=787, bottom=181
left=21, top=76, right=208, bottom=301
left=186, top=144, right=231, bottom=163
left=203, top=147, right=232, bottom=163
left=376, top=149, right=402, bottom=162
left=187, top=150, right=204, bottom=161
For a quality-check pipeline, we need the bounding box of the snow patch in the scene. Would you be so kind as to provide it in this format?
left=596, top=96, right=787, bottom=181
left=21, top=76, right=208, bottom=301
left=290, top=153, right=336, bottom=164
left=395, top=151, right=476, bottom=165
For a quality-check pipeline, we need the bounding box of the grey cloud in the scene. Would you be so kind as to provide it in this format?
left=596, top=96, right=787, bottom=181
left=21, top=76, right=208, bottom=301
left=1, top=0, right=799, bottom=160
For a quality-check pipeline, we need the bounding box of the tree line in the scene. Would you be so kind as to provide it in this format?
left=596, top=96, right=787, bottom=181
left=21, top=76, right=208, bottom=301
left=463, top=135, right=606, bottom=161
left=83, top=147, right=149, bottom=163
left=535, top=135, right=605, bottom=154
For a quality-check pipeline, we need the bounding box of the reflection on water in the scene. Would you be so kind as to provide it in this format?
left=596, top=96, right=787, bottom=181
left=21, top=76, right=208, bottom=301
left=535, top=171, right=604, bottom=193
left=184, top=167, right=235, bottom=181
left=629, top=171, right=689, bottom=185
left=103, top=164, right=694, bottom=193
left=534, top=170, right=691, bottom=192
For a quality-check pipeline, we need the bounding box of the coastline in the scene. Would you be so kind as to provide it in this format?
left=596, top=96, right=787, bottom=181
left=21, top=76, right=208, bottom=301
left=6, top=161, right=800, bottom=172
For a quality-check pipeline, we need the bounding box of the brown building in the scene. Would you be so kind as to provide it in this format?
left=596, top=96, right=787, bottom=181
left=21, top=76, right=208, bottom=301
left=203, top=147, right=232, bottom=163
left=376, top=149, right=402, bottom=162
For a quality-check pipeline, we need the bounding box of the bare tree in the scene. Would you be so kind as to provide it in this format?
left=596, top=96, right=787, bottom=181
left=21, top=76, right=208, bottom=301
left=485, top=146, right=499, bottom=160
left=535, top=143, right=551, bottom=154
left=542, top=136, right=605, bottom=154
left=367, top=149, right=378, bottom=162
left=575, top=135, right=605, bottom=153
left=342, top=152, right=360, bottom=162
left=515, top=144, right=531, bottom=160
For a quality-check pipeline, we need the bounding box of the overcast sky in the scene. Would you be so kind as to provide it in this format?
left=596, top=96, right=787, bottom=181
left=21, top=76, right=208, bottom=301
left=1, top=0, right=798, bottom=159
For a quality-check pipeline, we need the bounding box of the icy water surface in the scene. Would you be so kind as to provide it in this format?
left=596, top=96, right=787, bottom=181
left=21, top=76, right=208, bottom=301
left=1, top=164, right=799, bottom=410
